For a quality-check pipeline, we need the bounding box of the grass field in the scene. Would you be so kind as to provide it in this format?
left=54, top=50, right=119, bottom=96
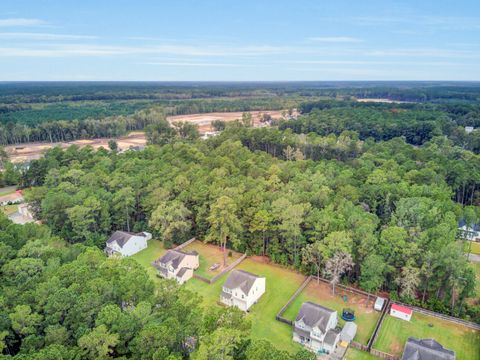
left=282, top=280, right=381, bottom=345
left=374, top=312, right=480, bottom=360
left=185, top=255, right=306, bottom=353
left=345, top=348, right=378, bottom=360
left=469, top=241, right=480, bottom=255
left=182, top=240, right=243, bottom=279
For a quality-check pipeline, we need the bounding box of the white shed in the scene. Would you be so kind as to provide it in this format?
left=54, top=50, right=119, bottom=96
left=340, top=322, right=357, bottom=343
left=390, top=303, right=413, bottom=321
left=374, top=297, right=386, bottom=311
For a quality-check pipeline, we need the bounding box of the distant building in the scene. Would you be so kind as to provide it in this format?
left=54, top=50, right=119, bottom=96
left=465, top=126, right=474, bottom=134
left=390, top=303, right=413, bottom=321
left=220, top=269, right=266, bottom=311
left=402, top=337, right=455, bottom=360
left=105, top=231, right=152, bottom=257
left=153, top=249, right=199, bottom=284
left=293, top=302, right=339, bottom=354
left=458, top=219, right=480, bottom=241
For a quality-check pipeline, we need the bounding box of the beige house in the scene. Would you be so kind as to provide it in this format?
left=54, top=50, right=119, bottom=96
left=154, top=249, right=199, bottom=284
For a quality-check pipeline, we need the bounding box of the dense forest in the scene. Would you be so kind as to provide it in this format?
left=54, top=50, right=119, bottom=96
left=18, top=122, right=479, bottom=321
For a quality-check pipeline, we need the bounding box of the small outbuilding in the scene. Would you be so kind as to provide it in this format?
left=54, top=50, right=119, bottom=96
left=340, top=322, right=357, bottom=343
left=390, top=303, right=413, bottom=321
left=374, top=297, right=386, bottom=311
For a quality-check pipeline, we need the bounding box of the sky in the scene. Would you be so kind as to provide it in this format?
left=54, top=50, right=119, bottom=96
left=0, top=0, right=479, bottom=81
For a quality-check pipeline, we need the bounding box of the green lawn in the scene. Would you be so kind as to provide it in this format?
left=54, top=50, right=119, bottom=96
left=1, top=204, right=18, bottom=216
left=469, top=241, right=480, bottom=256
left=345, top=348, right=379, bottom=360
left=282, top=280, right=380, bottom=345
left=182, top=240, right=243, bottom=279
left=374, top=312, right=480, bottom=360
left=130, top=239, right=166, bottom=283
left=185, top=256, right=306, bottom=353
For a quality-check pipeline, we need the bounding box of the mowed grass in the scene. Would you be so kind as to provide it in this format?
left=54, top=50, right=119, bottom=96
left=182, top=240, right=243, bottom=279
left=282, top=280, right=380, bottom=345
left=1, top=204, right=18, bottom=216
left=130, top=239, right=166, bottom=284
left=345, top=347, right=378, bottom=360
left=185, top=255, right=306, bottom=353
left=374, top=312, right=480, bottom=360
left=470, top=241, right=480, bottom=255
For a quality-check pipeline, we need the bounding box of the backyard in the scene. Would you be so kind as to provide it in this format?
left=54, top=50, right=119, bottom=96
left=373, top=312, right=480, bottom=360
left=344, top=347, right=378, bottom=360
left=130, top=239, right=166, bottom=283
left=182, top=240, right=243, bottom=279
left=282, top=280, right=381, bottom=345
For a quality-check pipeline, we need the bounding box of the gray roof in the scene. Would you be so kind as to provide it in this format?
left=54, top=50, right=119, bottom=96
left=106, top=231, right=139, bottom=248
left=155, top=249, right=198, bottom=271
left=402, top=338, right=455, bottom=360
left=296, top=302, right=336, bottom=333
left=340, top=322, right=357, bottom=342
left=223, top=270, right=263, bottom=295
left=177, top=267, right=189, bottom=278
left=324, top=329, right=340, bottom=346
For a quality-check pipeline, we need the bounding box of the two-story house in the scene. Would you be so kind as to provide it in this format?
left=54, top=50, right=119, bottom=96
left=220, top=270, right=266, bottom=311
left=153, top=249, right=199, bottom=284
left=293, top=302, right=339, bottom=354
left=105, top=231, right=152, bottom=257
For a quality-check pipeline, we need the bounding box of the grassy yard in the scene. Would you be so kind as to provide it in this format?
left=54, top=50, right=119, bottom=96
left=374, top=312, right=480, bottom=360
left=185, top=255, right=306, bottom=353
left=345, top=348, right=379, bottom=360
left=130, top=239, right=166, bottom=283
left=470, top=241, right=480, bottom=255
left=282, top=280, right=381, bottom=345
left=182, top=240, right=243, bottom=279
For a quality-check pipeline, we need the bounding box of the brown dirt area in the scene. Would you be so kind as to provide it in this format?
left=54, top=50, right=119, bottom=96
left=5, top=132, right=147, bottom=163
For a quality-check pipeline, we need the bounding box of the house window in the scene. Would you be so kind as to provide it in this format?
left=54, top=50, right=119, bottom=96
left=242, top=295, right=244, bottom=299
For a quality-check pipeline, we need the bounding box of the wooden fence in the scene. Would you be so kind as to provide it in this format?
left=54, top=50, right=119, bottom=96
left=275, top=275, right=312, bottom=325
left=192, top=253, right=248, bottom=285
left=173, top=237, right=196, bottom=251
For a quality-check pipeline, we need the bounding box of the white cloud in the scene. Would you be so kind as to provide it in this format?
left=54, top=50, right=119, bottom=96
left=308, top=36, right=363, bottom=43
left=0, top=18, right=48, bottom=27
left=0, top=32, right=97, bottom=40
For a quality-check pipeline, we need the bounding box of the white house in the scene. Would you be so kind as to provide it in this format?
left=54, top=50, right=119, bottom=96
left=153, top=249, right=199, bottom=284
left=220, top=270, right=266, bottom=311
left=390, top=303, right=413, bottom=321
left=293, top=302, right=339, bottom=354
left=105, top=231, right=152, bottom=257
left=458, top=219, right=480, bottom=241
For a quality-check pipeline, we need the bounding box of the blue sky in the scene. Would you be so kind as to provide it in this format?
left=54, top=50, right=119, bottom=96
left=1, top=0, right=479, bottom=81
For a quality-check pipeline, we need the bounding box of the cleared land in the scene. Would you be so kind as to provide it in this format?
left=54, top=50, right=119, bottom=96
left=468, top=241, right=480, bottom=256
left=182, top=240, right=243, bottom=279
left=374, top=312, right=480, bottom=360
left=282, top=280, right=381, bottom=345
left=167, top=110, right=286, bottom=133
left=130, top=239, right=166, bottom=284
left=5, top=132, right=146, bottom=163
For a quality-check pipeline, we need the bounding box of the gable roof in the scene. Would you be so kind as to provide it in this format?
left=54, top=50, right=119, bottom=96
left=156, top=249, right=198, bottom=271
left=295, top=302, right=336, bottom=333
left=324, top=328, right=340, bottom=346
left=402, top=338, right=455, bottom=360
left=223, top=269, right=263, bottom=295
left=458, top=219, right=480, bottom=232
left=106, top=231, right=139, bottom=248
left=391, top=303, right=413, bottom=315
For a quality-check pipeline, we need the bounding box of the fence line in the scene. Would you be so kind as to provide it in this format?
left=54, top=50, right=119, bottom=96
left=369, top=349, right=399, bottom=360
left=173, top=237, right=196, bottom=251
left=210, top=253, right=247, bottom=284
left=275, top=275, right=312, bottom=325
left=368, top=299, right=390, bottom=350
left=391, top=301, right=480, bottom=331
left=193, top=274, right=211, bottom=284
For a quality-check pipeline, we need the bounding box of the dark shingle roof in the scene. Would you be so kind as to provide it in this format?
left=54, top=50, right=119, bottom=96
left=324, top=329, right=340, bottom=346
left=458, top=219, right=480, bottom=232
left=295, top=302, right=336, bottom=333
left=223, top=269, right=263, bottom=295
left=106, top=231, right=137, bottom=248
left=177, top=267, right=189, bottom=278
left=402, top=338, right=455, bottom=360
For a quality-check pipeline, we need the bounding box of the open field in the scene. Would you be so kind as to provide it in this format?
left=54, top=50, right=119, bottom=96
left=345, top=348, right=378, bottom=360
left=167, top=110, right=287, bottom=133
left=5, top=132, right=147, bottom=163
left=282, top=280, right=381, bottom=345
left=374, top=312, right=480, bottom=360
left=469, top=241, right=480, bottom=255
left=182, top=240, right=243, bottom=279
